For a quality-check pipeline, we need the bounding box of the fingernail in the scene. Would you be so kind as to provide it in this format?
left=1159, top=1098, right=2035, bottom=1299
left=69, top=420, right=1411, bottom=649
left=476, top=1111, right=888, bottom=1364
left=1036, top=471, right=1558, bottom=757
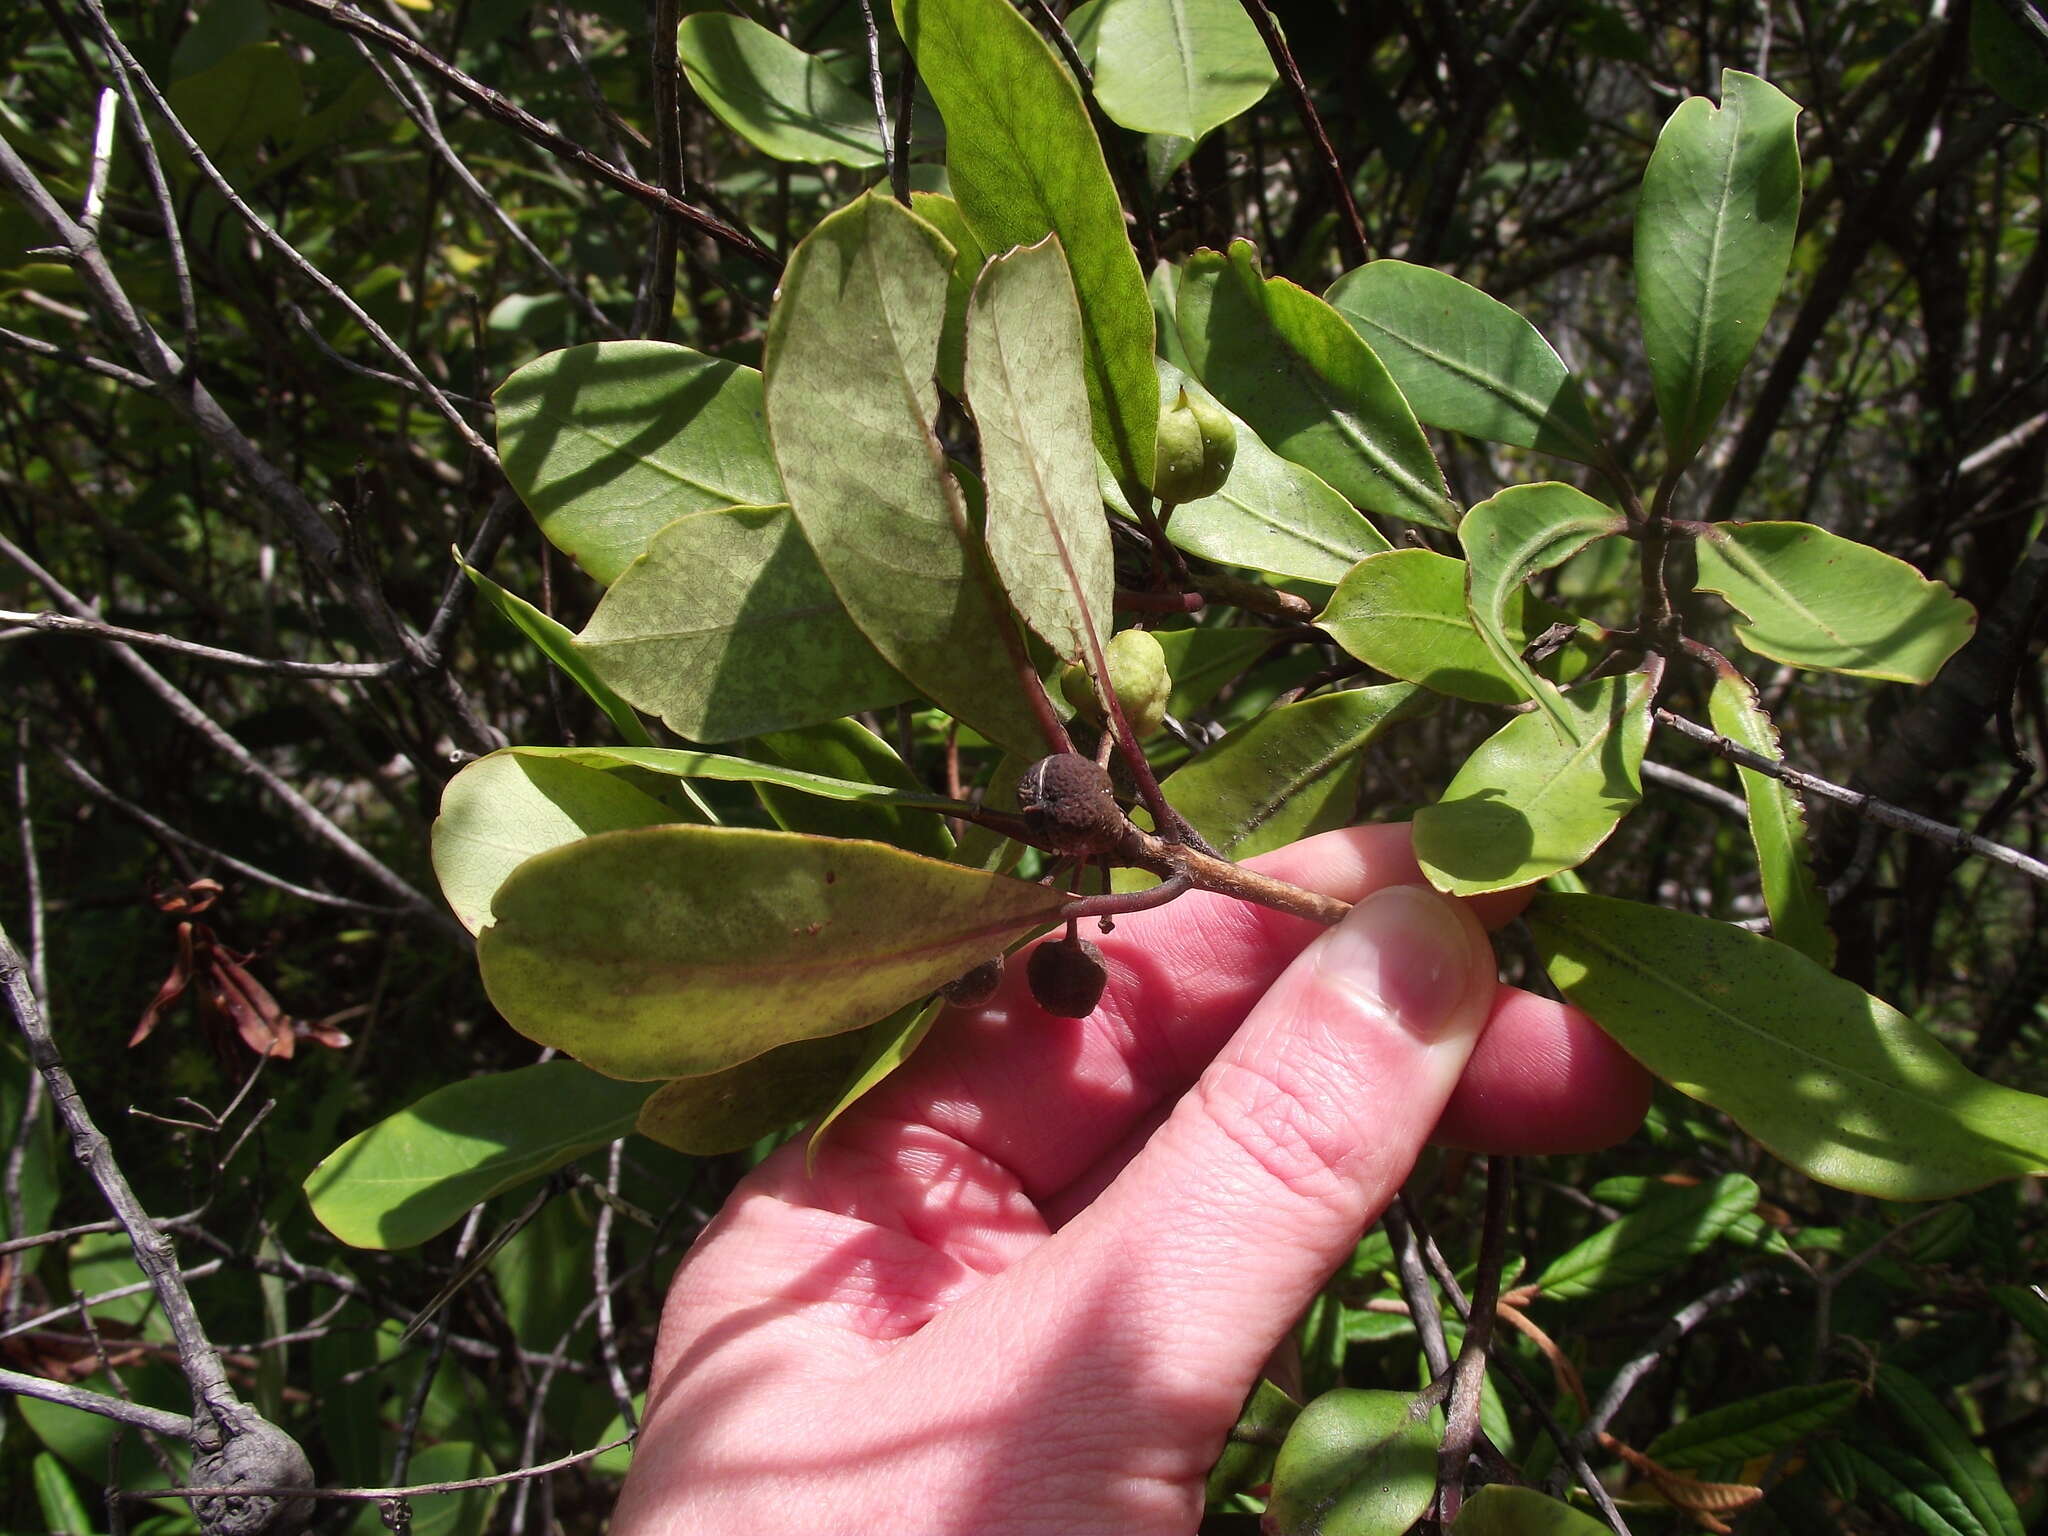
left=1314, top=886, right=1477, bottom=1038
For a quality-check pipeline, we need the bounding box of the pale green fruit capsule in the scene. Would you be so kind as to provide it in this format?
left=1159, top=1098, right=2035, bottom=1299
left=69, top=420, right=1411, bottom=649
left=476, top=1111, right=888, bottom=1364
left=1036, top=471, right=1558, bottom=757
left=1059, top=628, right=1173, bottom=739
left=1152, top=386, right=1237, bottom=503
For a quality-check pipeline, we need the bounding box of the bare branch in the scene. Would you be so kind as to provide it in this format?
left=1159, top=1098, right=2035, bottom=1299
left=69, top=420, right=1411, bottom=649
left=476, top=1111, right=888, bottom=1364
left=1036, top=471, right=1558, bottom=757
left=0, top=1366, right=193, bottom=1439
left=0, top=610, right=402, bottom=679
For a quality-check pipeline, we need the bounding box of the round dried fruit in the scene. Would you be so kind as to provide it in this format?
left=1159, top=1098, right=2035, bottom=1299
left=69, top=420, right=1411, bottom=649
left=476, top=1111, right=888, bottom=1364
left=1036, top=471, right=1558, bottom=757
left=1027, top=934, right=1109, bottom=1018
left=941, top=956, right=1004, bottom=1009
left=1015, top=752, right=1126, bottom=856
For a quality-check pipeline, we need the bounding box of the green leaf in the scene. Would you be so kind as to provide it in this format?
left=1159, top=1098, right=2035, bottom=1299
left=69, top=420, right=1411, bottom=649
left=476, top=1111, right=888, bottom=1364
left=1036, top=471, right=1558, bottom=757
left=303, top=1062, right=653, bottom=1250
left=1206, top=1378, right=1303, bottom=1505
left=1644, top=1382, right=1859, bottom=1472
left=34, top=1451, right=95, bottom=1536
left=805, top=995, right=949, bottom=1170
left=1451, top=1484, right=1613, bottom=1534
left=348, top=1442, right=498, bottom=1536
left=479, top=826, right=1066, bottom=1079
left=1989, top=1283, right=2048, bottom=1349
left=1693, top=522, right=1977, bottom=683
left=750, top=719, right=956, bottom=859
left=500, top=743, right=971, bottom=817
left=1178, top=241, right=1458, bottom=530
left=1264, top=1388, right=1441, bottom=1536
left=165, top=42, right=302, bottom=164
left=1973, top=1, right=2048, bottom=114
left=1161, top=684, right=1426, bottom=860
left=1457, top=482, right=1627, bottom=740
left=1705, top=662, right=1832, bottom=965
left=636, top=1026, right=877, bottom=1156
left=457, top=555, right=651, bottom=747
left=1527, top=892, right=2048, bottom=1199
left=1830, top=1440, right=1984, bottom=1536
left=764, top=192, right=1043, bottom=755
left=1320, top=549, right=1593, bottom=706
left=573, top=504, right=913, bottom=742
left=676, top=13, right=885, bottom=167
left=1079, top=0, right=1275, bottom=140
left=897, top=0, right=1158, bottom=491
left=1154, top=625, right=1276, bottom=718
left=495, top=341, right=784, bottom=586
left=908, top=191, right=989, bottom=396
left=1533, top=1173, right=1758, bottom=1300
left=1140, top=360, right=1392, bottom=582
left=1876, top=1365, right=2025, bottom=1536
left=1326, top=260, right=1603, bottom=463
left=431, top=750, right=683, bottom=936
left=1635, top=70, right=1803, bottom=468
left=967, top=236, right=1116, bottom=664
left=1414, top=670, right=1652, bottom=896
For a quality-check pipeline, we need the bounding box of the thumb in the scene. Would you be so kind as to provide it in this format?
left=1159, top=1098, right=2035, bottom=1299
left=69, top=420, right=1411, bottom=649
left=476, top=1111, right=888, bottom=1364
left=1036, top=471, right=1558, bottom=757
left=1005, top=885, right=1494, bottom=1406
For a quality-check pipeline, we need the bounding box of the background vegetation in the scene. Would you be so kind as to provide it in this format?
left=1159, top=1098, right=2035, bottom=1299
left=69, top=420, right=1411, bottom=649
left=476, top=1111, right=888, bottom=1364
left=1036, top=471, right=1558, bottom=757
left=2, top=0, right=2047, bottom=1530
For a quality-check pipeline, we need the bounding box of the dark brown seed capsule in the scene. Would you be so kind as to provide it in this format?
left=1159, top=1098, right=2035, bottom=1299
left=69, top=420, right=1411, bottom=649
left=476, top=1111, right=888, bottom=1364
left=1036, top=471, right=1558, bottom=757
left=1027, top=935, right=1109, bottom=1018
left=1016, top=752, right=1125, bottom=856
left=941, top=956, right=1004, bottom=1009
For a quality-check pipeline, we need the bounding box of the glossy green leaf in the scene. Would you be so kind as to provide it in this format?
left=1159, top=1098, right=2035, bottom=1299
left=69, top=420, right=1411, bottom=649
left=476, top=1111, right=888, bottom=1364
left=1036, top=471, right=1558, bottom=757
left=908, top=191, right=989, bottom=396
left=1451, top=1485, right=1612, bottom=1534
left=574, top=504, right=912, bottom=742
left=1320, top=549, right=1594, bottom=706
left=1154, top=625, right=1277, bottom=718
left=636, top=1026, right=876, bottom=1156
left=676, top=13, right=884, bottom=167
left=1876, top=1365, right=2025, bottom=1536
left=1645, top=1382, right=1859, bottom=1472
left=897, top=0, right=1158, bottom=491
left=1144, top=359, right=1392, bottom=581
left=1162, top=684, right=1426, bottom=860
left=303, top=1061, right=653, bottom=1250
left=1635, top=70, right=1802, bottom=467
left=764, top=192, right=1041, bottom=754
left=1415, top=671, right=1651, bottom=896
left=1458, top=482, right=1627, bottom=740
left=1265, top=1388, right=1441, bottom=1536
left=500, top=744, right=971, bottom=818
left=806, top=995, right=949, bottom=1170
left=1178, top=241, right=1457, bottom=530
left=1326, top=260, right=1603, bottom=463
left=1693, top=521, right=1977, bottom=683
left=458, top=555, right=650, bottom=747
left=431, top=750, right=682, bottom=935
left=968, top=237, right=1115, bottom=664
left=1206, top=1377, right=1303, bottom=1505
left=1078, top=0, right=1275, bottom=140
left=479, top=826, right=1066, bottom=1079
left=1528, top=892, right=2048, bottom=1198
left=1534, top=1173, right=1758, bottom=1300
left=495, top=341, right=783, bottom=586
left=750, top=719, right=956, bottom=858
left=1706, top=662, right=1832, bottom=965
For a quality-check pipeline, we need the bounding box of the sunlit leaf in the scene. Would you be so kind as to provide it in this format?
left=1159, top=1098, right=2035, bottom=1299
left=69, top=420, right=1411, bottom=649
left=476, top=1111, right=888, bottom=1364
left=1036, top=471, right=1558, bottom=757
left=908, top=191, right=989, bottom=396
left=1415, top=671, right=1651, bottom=896
left=1635, top=70, right=1802, bottom=467
left=763, top=191, right=1042, bottom=754
left=897, top=0, right=1158, bottom=491
left=1451, top=1485, right=1613, bottom=1534
left=1693, top=521, right=1976, bottom=683
left=1265, top=1388, right=1441, bottom=1536
left=1320, top=548, right=1594, bottom=705
left=636, top=1027, right=876, bottom=1156
left=1074, top=0, right=1275, bottom=141
left=574, top=504, right=912, bottom=742
left=1705, top=662, right=1832, bottom=965
left=457, top=554, right=651, bottom=747
left=1458, top=482, right=1627, bottom=740
left=432, top=750, right=683, bottom=935
left=1528, top=893, right=2048, bottom=1198
left=1326, top=260, right=1603, bottom=463
left=677, top=13, right=885, bottom=167
left=479, top=826, right=1066, bottom=1079
left=750, top=719, right=956, bottom=858
left=805, top=995, right=950, bottom=1170
left=1178, top=240, right=1457, bottom=530
left=495, top=341, right=783, bottom=586
left=1534, top=1173, right=1758, bottom=1300
left=303, top=1062, right=652, bottom=1250
left=967, top=237, right=1115, bottom=664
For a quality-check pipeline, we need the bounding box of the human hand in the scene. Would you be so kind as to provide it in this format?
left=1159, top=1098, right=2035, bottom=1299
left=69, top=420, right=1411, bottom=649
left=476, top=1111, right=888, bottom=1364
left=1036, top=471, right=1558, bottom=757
left=612, top=824, right=1650, bottom=1536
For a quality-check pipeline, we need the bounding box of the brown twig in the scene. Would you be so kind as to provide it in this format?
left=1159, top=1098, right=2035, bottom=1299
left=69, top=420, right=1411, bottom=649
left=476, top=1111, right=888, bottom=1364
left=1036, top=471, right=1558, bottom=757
left=1436, top=1156, right=1513, bottom=1522
left=1238, top=0, right=1368, bottom=267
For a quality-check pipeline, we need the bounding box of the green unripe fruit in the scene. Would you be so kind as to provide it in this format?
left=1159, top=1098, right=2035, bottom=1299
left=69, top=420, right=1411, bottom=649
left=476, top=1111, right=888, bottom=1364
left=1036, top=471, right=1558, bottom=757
left=1152, top=386, right=1237, bottom=503
left=1059, top=629, right=1174, bottom=739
